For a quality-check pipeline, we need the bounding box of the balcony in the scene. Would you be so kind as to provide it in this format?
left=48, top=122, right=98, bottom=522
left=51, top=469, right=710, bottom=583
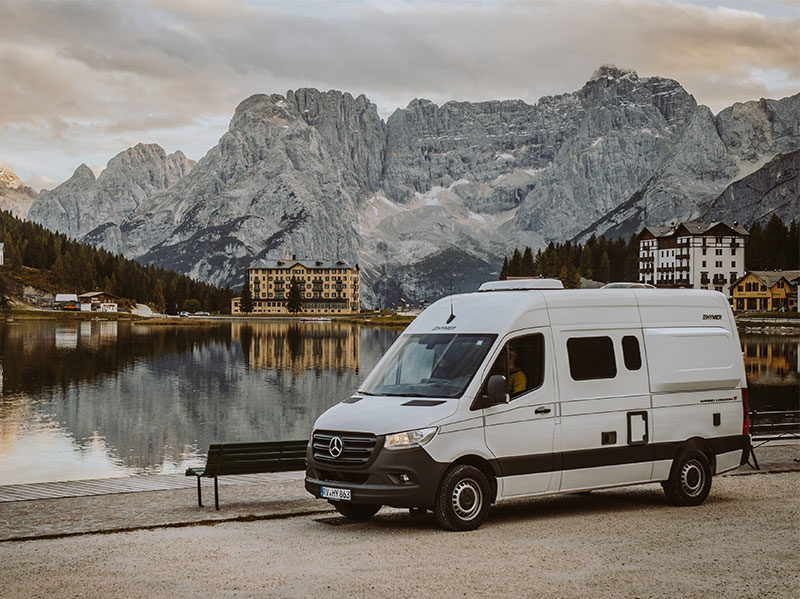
left=676, top=253, right=689, bottom=261
left=701, top=277, right=710, bottom=285
left=674, top=278, right=690, bottom=286
left=730, top=242, right=740, bottom=249
left=712, top=275, right=726, bottom=285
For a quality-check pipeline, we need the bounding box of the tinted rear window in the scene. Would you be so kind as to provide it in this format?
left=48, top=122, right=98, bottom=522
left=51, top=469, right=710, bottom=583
left=567, top=336, right=616, bottom=380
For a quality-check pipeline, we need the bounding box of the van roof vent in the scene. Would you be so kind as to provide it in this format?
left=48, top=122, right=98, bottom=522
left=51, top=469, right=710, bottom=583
left=478, top=279, right=564, bottom=292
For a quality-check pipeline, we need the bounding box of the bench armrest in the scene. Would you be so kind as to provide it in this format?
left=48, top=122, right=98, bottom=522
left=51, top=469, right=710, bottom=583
left=185, top=467, right=206, bottom=477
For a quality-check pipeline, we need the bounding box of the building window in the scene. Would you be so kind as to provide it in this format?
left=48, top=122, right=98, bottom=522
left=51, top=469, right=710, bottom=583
left=702, top=249, right=707, bottom=256
left=716, top=261, right=722, bottom=268
left=702, top=261, right=706, bottom=267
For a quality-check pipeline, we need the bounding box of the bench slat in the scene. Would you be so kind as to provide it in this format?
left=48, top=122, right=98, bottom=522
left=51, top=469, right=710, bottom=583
left=187, top=440, right=308, bottom=478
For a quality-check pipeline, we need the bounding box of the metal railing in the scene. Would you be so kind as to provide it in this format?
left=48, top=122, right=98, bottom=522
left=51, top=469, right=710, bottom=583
left=750, top=409, right=800, bottom=440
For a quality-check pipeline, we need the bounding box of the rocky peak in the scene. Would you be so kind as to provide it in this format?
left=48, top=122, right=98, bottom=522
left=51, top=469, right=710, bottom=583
left=28, top=143, right=194, bottom=239
left=73, top=163, right=97, bottom=182
left=230, top=93, right=297, bottom=131
left=590, top=64, right=638, bottom=81
left=0, top=166, right=23, bottom=190
left=0, top=163, right=37, bottom=219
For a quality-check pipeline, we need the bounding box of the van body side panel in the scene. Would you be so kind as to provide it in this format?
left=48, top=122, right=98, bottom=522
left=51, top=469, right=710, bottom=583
left=551, top=319, right=654, bottom=492
left=483, top=327, right=558, bottom=498
left=716, top=450, right=744, bottom=473
left=644, top=327, right=742, bottom=392
left=559, top=395, right=653, bottom=490
left=423, top=421, right=494, bottom=465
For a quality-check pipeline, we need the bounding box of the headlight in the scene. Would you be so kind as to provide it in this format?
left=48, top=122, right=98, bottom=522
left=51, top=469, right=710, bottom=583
left=384, top=427, right=438, bottom=450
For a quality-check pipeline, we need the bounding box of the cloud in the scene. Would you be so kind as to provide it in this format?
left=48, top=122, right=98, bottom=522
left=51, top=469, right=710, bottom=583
left=0, top=0, right=797, bottom=183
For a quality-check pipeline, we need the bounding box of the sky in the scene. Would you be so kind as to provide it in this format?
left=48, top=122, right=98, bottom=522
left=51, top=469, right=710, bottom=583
left=1, top=0, right=798, bottom=190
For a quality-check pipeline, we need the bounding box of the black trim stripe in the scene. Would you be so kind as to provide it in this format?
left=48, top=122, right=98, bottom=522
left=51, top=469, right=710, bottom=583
left=492, top=435, right=746, bottom=477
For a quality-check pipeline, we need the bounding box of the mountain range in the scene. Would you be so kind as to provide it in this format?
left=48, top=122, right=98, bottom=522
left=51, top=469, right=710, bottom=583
left=8, top=65, right=800, bottom=307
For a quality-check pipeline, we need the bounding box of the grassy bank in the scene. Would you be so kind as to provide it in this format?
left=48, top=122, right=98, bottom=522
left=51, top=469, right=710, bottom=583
left=3, top=306, right=138, bottom=321
left=134, top=317, right=218, bottom=326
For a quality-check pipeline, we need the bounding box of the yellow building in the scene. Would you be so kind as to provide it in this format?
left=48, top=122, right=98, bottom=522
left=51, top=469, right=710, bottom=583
left=231, top=257, right=360, bottom=315
left=731, top=270, right=799, bottom=312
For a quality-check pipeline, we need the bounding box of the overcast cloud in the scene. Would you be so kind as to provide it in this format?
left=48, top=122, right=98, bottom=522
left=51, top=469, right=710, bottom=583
left=0, top=0, right=797, bottom=187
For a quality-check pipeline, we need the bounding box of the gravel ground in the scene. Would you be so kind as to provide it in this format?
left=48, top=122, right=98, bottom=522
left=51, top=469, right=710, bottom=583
left=1, top=471, right=798, bottom=599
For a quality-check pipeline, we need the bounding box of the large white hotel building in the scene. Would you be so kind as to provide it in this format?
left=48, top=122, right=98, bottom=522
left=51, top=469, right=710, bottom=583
left=638, top=222, right=748, bottom=300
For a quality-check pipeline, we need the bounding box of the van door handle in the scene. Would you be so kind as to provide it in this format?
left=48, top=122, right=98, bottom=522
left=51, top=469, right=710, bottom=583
left=534, top=406, right=551, bottom=415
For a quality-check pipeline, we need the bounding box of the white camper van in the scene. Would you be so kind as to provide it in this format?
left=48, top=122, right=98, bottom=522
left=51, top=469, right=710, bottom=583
left=305, top=280, right=750, bottom=531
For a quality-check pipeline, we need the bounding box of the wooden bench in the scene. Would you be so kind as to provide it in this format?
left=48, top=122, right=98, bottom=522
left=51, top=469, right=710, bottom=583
left=185, top=440, right=307, bottom=510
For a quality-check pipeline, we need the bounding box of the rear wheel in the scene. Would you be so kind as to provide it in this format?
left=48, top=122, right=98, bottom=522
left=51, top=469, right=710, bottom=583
left=662, top=450, right=712, bottom=506
left=433, top=465, right=491, bottom=531
left=331, top=502, right=381, bottom=521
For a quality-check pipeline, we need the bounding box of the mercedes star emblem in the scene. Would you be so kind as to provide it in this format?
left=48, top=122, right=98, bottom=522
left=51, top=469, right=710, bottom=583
left=329, top=436, right=343, bottom=458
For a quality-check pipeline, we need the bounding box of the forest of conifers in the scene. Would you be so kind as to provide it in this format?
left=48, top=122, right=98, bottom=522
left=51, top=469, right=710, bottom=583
left=0, top=210, right=233, bottom=313
left=501, top=216, right=799, bottom=287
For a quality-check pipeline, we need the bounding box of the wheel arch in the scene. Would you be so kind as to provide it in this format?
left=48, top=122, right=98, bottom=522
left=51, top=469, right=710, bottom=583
left=674, top=437, right=717, bottom=475
left=448, top=454, right=499, bottom=503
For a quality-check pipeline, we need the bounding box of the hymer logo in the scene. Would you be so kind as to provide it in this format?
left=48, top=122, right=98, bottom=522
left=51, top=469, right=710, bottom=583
left=702, top=314, right=722, bottom=320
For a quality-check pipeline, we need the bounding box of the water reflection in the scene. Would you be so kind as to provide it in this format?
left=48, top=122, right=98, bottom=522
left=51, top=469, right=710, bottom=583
left=233, top=322, right=360, bottom=375
left=0, top=320, right=397, bottom=484
left=741, top=334, right=799, bottom=436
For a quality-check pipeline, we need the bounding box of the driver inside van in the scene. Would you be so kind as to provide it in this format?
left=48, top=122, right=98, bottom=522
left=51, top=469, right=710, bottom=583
left=507, top=348, right=527, bottom=395
left=489, top=345, right=527, bottom=397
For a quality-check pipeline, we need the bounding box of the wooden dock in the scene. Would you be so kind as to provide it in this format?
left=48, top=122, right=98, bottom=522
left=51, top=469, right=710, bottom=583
left=0, top=471, right=305, bottom=503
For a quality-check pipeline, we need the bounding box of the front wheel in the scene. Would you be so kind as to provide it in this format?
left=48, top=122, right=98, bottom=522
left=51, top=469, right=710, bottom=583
left=662, top=450, right=712, bottom=506
left=433, top=465, right=492, bottom=531
left=331, top=502, right=381, bottom=521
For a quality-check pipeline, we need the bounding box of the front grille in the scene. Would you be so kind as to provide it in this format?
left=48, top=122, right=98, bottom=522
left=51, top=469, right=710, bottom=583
left=317, top=469, right=370, bottom=484
left=312, top=430, right=379, bottom=465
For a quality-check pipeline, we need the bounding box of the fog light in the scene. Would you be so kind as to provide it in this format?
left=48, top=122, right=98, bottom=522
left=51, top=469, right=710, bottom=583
left=400, top=474, right=411, bottom=483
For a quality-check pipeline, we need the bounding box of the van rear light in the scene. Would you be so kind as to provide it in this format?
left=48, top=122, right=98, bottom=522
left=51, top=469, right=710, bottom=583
left=741, top=387, right=750, bottom=435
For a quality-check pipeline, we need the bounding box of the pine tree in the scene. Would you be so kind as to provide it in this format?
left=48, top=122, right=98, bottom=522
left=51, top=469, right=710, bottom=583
left=153, top=280, right=166, bottom=314
left=287, top=276, right=303, bottom=314
left=509, top=249, right=523, bottom=277
left=240, top=279, right=254, bottom=314
left=597, top=251, right=611, bottom=283
left=521, top=247, right=534, bottom=276
left=499, top=257, right=509, bottom=280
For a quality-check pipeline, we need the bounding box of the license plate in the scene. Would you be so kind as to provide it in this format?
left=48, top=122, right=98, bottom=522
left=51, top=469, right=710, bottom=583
left=321, top=486, right=351, bottom=501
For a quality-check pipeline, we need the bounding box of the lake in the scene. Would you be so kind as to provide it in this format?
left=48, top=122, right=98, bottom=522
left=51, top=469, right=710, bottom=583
left=0, top=320, right=797, bottom=485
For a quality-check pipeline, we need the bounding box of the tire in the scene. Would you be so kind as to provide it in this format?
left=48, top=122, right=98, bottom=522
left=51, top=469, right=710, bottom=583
left=331, top=502, right=381, bottom=521
left=662, top=450, right=713, bottom=506
left=433, top=465, right=492, bottom=531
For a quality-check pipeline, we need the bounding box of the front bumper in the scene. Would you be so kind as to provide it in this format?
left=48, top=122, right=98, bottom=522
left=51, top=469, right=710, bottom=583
left=305, top=443, right=448, bottom=508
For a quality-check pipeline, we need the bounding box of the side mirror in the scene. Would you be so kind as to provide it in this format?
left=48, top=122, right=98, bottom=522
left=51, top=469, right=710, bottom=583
left=483, top=375, right=509, bottom=407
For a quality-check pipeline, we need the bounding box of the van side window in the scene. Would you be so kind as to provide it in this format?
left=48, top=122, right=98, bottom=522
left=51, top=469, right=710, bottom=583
left=622, top=336, right=642, bottom=370
left=487, top=333, right=545, bottom=399
left=567, top=336, right=616, bottom=380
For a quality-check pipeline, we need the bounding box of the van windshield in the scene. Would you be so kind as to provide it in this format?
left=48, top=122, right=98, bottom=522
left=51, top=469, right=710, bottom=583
left=359, top=334, right=497, bottom=399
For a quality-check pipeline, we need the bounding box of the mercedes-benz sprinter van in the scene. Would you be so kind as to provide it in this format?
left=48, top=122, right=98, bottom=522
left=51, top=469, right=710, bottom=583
left=305, top=280, right=751, bottom=530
